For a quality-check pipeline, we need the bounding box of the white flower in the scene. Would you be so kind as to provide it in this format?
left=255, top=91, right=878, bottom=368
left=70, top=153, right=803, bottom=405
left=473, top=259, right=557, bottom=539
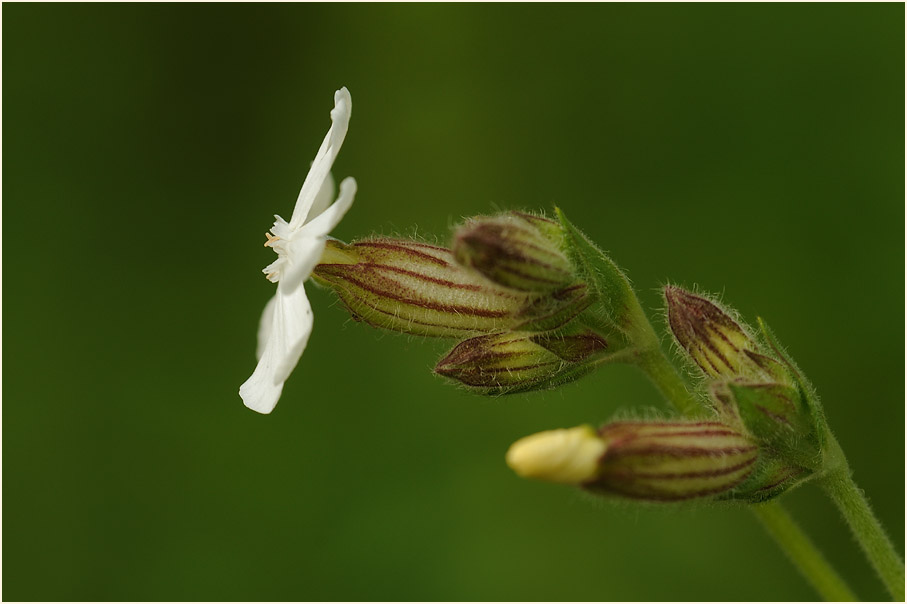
left=240, top=87, right=356, bottom=414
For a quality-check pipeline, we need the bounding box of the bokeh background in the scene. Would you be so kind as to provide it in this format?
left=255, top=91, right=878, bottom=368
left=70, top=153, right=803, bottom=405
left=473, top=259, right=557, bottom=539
left=4, top=3, right=903, bottom=601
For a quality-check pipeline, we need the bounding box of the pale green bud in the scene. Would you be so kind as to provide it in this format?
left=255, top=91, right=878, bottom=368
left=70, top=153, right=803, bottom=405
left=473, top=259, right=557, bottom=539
left=452, top=212, right=574, bottom=293
left=313, top=237, right=590, bottom=338
left=435, top=331, right=608, bottom=394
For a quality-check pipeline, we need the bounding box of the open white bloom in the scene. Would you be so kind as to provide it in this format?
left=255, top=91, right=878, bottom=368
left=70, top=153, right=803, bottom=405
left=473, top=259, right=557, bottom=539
left=240, top=87, right=356, bottom=414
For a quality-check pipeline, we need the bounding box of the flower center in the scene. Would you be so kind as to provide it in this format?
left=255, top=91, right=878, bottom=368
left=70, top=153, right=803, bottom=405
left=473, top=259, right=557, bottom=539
left=262, top=216, right=293, bottom=283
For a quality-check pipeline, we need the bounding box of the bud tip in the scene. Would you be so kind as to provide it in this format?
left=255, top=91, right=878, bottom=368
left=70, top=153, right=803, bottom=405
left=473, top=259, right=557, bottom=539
left=506, top=425, right=606, bottom=484
left=664, top=285, right=758, bottom=379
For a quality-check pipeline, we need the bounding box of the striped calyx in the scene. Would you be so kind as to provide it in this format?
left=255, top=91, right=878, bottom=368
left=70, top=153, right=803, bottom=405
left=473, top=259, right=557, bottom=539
left=664, top=286, right=789, bottom=382
left=710, top=380, right=821, bottom=492
left=435, top=331, right=608, bottom=394
left=714, top=382, right=814, bottom=446
left=313, top=238, right=589, bottom=338
left=453, top=212, right=574, bottom=293
left=723, top=455, right=809, bottom=503
left=584, top=421, right=758, bottom=501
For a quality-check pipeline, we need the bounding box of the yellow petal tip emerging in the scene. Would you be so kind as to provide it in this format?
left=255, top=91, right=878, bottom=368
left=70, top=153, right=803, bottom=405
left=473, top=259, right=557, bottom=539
left=506, top=425, right=606, bottom=485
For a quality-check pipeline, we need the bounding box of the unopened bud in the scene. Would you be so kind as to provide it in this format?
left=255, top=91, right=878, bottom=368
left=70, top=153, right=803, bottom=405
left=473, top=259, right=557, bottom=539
left=435, top=331, right=608, bottom=394
left=587, top=421, right=758, bottom=501
left=664, top=286, right=789, bottom=382
left=506, top=425, right=606, bottom=484
left=507, top=420, right=758, bottom=501
left=313, top=238, right=590, bottom=338
left=453, top=212, right=573, bottom=292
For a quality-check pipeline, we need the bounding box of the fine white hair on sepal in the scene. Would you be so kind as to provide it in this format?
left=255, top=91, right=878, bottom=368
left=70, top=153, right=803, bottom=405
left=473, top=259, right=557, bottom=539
left=240, top=87, right=356, bottom=414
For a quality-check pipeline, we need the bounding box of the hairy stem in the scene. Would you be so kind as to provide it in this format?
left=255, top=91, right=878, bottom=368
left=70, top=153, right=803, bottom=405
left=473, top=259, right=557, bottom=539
left=820, top=449, right=905, bottom=601
left=753, top=501, right=858, bottom=601
left=636, top=347, right=702, bottom=417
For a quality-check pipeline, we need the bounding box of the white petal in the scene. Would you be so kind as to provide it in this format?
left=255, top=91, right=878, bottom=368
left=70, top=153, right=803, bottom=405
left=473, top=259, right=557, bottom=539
left=307, top=171, right=336, bottom=222
left=288, top=87, right=352, bottom=230
left=239, top=284, right=314, bottom=414
left=255, top=294, right=278, bottom=360
left=302, top=177, right=357, bottom=238
left=279, top=235, right=326, bottom=294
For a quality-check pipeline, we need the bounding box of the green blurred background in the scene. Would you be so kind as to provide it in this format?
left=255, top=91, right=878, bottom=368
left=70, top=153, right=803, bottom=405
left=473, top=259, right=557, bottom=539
left=4, top=3, right=903, bottom=601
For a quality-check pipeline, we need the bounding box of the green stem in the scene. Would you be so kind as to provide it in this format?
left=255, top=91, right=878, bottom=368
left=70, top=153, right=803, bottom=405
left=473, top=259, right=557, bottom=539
left=636, top=347, right=702, bottom=417
left=820, top=454, right=905, bottom=601
left=753, top=501, right=858, bottom=601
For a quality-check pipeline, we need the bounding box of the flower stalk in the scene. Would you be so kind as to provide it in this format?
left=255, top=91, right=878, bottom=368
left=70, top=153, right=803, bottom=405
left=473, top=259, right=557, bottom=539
left=820, top=436, right=905, bottom=601
left=752, top=501, right=858, bottom=602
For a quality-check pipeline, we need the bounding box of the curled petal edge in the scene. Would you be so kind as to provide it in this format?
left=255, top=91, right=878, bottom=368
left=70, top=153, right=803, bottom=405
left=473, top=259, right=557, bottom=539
left=240, top=284, right=314, bottom=414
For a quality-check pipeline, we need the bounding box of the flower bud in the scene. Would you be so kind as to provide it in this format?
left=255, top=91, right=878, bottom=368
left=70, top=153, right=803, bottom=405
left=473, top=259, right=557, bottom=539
left=435, top=331, right=608, bottom=394
left=506, top=421, right=758, bottom=501
left=587, top=421, right=758, bottom=501
left=453, top=212, right=574, bottom=292
left=664, top=286, right=789, bottom=382
left=506, top=425, right=607, bottom=484
left=313, top=238, right=589, bottom=338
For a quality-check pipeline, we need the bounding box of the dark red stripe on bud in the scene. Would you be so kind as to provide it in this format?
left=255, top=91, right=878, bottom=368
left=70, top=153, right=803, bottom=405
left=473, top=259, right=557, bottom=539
left=313, top=238, right=538, bottom=337
left=584, top=420, right=758, bottom=501
left=723, top=455, right=811, bottom=503
left=664, top=286, right=790, bottom=382
left=314, top=238, right=593, bottom=338
left=516, top=283, right=594, bottom=332
left=453, top=212, right=574, bottom=293
left=435, top=331, right=607, bottom=394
